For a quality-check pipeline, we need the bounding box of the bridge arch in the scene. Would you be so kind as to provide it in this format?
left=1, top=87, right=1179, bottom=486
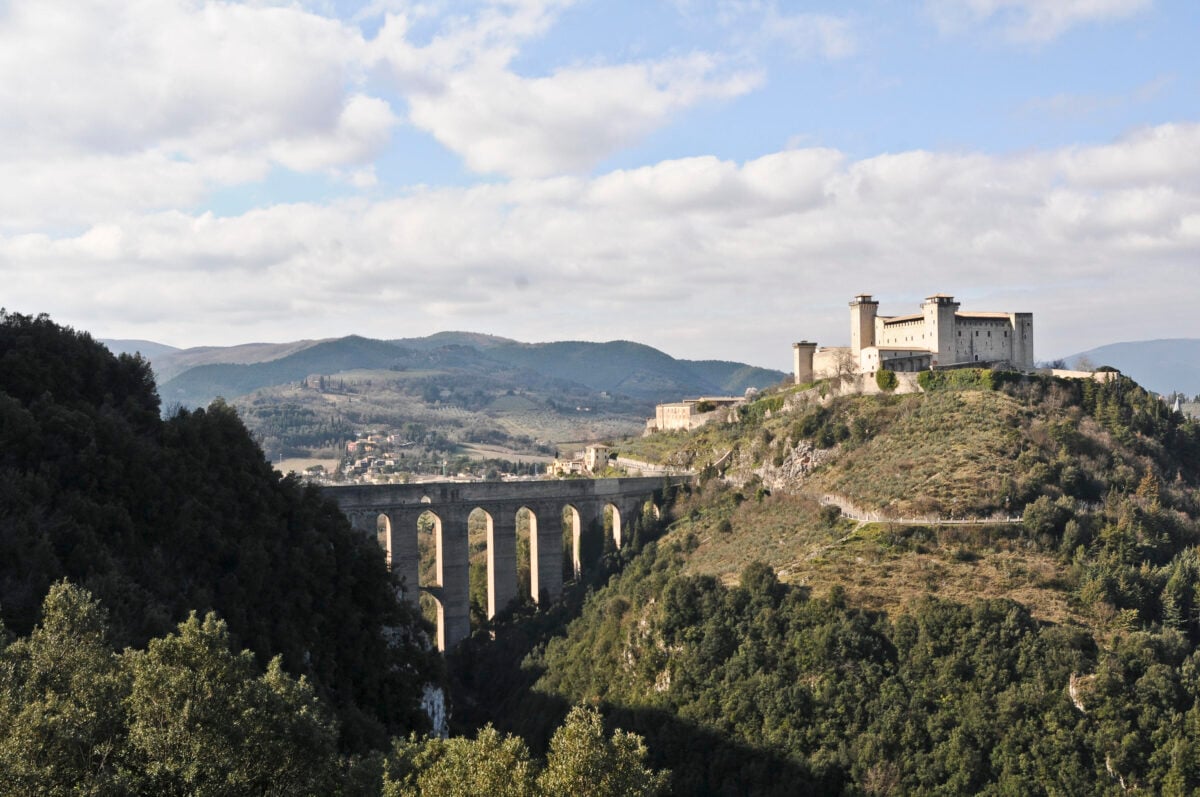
left=321, top=476, right=684, bottom=650
left=605, top=502, right=624, bottom=550
left=562, top=504, right=583, bottom=580
left=374, top=513, right=393, bottom=569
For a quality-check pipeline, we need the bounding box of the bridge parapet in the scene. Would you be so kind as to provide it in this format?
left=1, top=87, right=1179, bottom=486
left=321, top=477, right=686, bottom=650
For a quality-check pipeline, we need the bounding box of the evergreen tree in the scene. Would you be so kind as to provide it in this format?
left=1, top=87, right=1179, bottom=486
left=538, top=706, right=669, bottom=797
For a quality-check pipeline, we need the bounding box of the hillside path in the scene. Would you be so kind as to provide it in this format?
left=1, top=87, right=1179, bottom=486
left=819, top=493, right=1023, bottom=526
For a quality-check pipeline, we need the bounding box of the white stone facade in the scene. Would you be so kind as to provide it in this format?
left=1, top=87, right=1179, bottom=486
left=646, top=396, right=744, bottom=433
left=795, top=293, right=1034, bottom=383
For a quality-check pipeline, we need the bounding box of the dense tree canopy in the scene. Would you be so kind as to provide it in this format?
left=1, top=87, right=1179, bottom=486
left=0, top=311, right=442, bottom=749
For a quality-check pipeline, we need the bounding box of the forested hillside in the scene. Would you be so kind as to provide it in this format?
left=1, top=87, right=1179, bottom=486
left=0, top=311, right=669, bottom=795
left=15, top=308, right=1200, bottom=794
left=450, top=369, right=1200, bottom=794
left=0, top=312, right=442, bottom=750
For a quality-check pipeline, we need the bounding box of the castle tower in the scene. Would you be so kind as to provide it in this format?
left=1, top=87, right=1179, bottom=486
left=793, top=341, right=817, bottom=385
left=1011, top=312, right=1034, bottom=369
left=849, top=295, right=878, bottom=357
left=921, top=294, right=960, bottom=366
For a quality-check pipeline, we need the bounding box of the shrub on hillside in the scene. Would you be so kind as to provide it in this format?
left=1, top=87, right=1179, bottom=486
left=875, top=369, right=898, bottom=392
left=917, top=368, right=996, bottom=391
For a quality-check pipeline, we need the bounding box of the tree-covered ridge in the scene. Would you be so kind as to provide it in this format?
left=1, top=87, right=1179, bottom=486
left=0, top=583, right=669, bottom=796
left=0, top=311, right=441, bottom=749
left=473, top=371, right=1200, bottom=794
left=531, top=541, right=1200, bottom=794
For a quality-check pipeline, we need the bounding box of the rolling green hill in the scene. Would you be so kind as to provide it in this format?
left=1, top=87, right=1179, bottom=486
left=446, top=368, right=1200, bottom=794
left=150, top=333, right=787, bottom=410
left=158, top=336, right=435, bottom=407
left=141, top=334, right=788, bottom=465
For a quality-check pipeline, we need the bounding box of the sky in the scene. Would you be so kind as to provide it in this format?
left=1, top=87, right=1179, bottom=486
left=2, top=0, right=1198, bottom=371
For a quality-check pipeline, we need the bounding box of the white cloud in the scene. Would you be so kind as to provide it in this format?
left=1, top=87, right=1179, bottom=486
left=673, top=2, right=858, bottom=59
left=928, top=0, right=1151, bottom=42
left=404, top=55, right=760, bottom=177
left=1056, top=123, right=1200, bottom=188
left=0, top=0, right=765, bottom=222
left=370, top=4, right=762, bottom=177
left=0, top=1, right=371, bottom=155
left=5, top=122, right=1199, bottom=363
left=759, top=10, right=858, bottom=59
left=268, top=95, right=399, bottom=173
left=0, top=0, right=388, bottom=230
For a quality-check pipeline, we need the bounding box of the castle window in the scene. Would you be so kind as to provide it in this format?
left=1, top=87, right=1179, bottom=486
left=987, top=331, right=991, bottom=337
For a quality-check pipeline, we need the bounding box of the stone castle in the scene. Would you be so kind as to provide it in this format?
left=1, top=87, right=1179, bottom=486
left=794, top=293, right=1034, bottom=383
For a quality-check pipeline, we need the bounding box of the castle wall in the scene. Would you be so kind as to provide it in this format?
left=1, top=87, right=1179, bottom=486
left=859, top=348, right=932, bottom=373
left=951, top=316, right=1024, bottom=365
left=814, top=346, right=851, bottom=379
left=875, top=317, right=928, bottom=349
left=655, top=403, right=695, bottom=431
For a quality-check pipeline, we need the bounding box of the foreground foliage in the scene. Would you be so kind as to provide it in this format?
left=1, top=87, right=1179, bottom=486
left=0, top=311, right=443, bottom=749
left=0, top=583, right=341, bottom=795
left=531, top=545, right=1200, bottom=794
left=0, top=584, right=668, bottom=796
left=383, top=706, right=667, bottom=797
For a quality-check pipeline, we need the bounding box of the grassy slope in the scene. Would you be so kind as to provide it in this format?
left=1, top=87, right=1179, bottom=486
left=670, top=487, right=1078, bottom=625
left=612, top=378, right=1188, bottom=626
left=808, top=390, right=1026, bottom=517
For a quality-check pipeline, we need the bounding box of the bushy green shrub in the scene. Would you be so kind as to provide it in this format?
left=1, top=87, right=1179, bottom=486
left=875, top=369, right=899, bottom=391
left=917, top=368, right=996, bottom=391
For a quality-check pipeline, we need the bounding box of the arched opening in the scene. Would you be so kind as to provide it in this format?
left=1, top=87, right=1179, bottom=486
left=416, top=509, right=442, bottom=632
left=605, top=503, right=623, bottom=550
left=516, top=506, right=534, bottom=601
left=467, top=507, right=491, bottom=629
left=418, top=507, right=474, bottom=650
left=375, top=513, right=392, bottom=570
left=562, top=505, right=582, bottom=581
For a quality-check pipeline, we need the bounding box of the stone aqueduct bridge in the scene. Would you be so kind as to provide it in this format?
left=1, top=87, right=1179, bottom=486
left=321, top=477, right=678, bottom=650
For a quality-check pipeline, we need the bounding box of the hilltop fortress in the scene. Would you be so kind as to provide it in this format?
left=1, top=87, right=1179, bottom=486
left=795, top=293, right=1034, bottom=383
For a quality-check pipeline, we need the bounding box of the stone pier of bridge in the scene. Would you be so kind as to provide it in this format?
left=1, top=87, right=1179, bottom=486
left=321, top=477, right=676, bottom=650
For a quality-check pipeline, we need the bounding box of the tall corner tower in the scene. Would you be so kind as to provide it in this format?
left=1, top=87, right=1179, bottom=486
left=922, top=294, right=960, bottom=366
left=1012, top=313, right=1034, bottom=369
left=793, top=341, right=817, bottom=384
left=849, top=294, right=878, bottom=356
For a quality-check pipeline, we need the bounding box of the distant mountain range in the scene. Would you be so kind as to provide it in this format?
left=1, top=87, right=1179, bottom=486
left=1064, top=339, right=1200, bottom=397
left=102, top=332, right=789, bottom=409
